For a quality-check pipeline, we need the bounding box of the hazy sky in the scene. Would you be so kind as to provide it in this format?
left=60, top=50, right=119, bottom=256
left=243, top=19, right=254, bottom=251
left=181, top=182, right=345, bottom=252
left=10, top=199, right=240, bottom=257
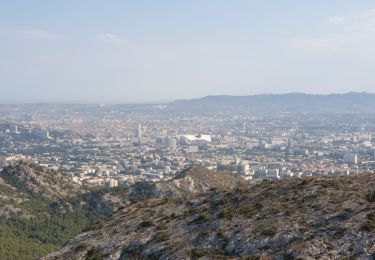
left=1, top=1, right=375, bottom=103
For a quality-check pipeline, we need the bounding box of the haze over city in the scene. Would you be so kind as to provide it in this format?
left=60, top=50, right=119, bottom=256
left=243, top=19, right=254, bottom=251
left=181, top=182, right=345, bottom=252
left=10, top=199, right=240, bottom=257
left=2, top=1, right=375, bottom=103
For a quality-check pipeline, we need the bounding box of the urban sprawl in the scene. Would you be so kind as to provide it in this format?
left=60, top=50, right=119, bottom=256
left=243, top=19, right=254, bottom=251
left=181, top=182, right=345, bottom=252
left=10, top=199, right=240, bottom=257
left=0, top=104, right=374, bottom=188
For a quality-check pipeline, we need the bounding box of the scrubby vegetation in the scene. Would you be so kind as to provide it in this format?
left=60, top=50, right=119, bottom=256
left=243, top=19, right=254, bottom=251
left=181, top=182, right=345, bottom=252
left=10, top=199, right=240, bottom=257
left=85, top=247, right=104, bottom=260
left=0, top=195, right=105, bottom=259
left=0, top=163, right=249, bottom=260
left=0, top=164, right=107, bottom=259
left=155, top=231, right=170, bottom=242
left=139, top=219, right=155, bottom=228
left=44, top=174, right=375, bottom=260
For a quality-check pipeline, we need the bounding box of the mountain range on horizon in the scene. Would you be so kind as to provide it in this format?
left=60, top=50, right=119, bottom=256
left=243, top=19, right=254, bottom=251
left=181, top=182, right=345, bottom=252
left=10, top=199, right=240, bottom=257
left=0, top=91, right=374, bottom=106
left=168, top=92, right=375, bottom=114
left=2, top=92, right=375, bottom=114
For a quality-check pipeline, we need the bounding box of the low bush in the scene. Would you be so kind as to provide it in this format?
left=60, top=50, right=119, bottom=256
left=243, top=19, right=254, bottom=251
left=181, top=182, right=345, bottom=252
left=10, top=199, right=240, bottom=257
left=366, top=191, right=375, bottom=202
left=261, top=227, right=277, bottom=237
left=219, top=208, right=233, bottom=220
left=75, top=242, right=88, bottom=252
left=191, top=248, right=207, bottom=259
left=195, top=212, right=212, bottom=224
left=217, top=230, right=229, bottom=242
left=82, top=221, right=103, bottom=232
left=139, top=220, right=154, bottom=228
left=368, top=212, right=375, bottom=222
left=86, top=247, right=104, bottom=260
left=361, top=220, right=375, bottom=232
left=240, top=206, right=256, bottom=218
left=155, top=231, right=170, bottom=242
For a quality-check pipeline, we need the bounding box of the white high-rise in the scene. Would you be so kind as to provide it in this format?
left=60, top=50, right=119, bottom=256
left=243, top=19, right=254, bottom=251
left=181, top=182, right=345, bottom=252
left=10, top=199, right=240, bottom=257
left=137, top=124, right=142, bottom=144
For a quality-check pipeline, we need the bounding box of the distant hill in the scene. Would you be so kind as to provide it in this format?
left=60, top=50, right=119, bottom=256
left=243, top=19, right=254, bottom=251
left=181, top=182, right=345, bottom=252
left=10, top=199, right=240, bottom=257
left=44, top=174, right=375, bottom=259
left=168, top=92, right=375, bottom=113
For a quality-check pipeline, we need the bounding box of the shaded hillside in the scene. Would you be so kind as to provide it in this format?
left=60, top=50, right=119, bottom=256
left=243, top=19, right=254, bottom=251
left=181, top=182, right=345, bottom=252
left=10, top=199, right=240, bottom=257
left=45, top=174, right=375, bottom=259
left=0, top=163, right=245, bottom=259
left=168, top=92, right=375, bottom=114
left=0, top=163, right=105, bottom=260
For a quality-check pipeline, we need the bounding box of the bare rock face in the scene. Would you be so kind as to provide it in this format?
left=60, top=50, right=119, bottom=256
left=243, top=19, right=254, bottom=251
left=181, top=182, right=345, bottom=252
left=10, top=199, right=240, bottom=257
left=172, top=167, right=247, bottom=191
left=43, top=174, right=375, bottom=260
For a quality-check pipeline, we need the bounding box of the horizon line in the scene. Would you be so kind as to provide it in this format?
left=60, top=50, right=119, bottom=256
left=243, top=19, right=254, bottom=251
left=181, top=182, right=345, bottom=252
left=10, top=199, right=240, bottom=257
left=0, top=91, right=373, bottom=105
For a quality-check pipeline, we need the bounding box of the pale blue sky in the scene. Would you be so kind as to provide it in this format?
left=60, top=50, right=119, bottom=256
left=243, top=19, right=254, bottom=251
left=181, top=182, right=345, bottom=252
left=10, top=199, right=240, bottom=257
left=1, top=1, right=375, bottom=103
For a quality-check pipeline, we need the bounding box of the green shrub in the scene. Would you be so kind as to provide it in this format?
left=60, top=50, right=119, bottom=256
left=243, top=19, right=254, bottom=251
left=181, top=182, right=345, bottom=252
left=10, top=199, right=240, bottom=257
left=217, top=230, right=229, bottom=242
left=285, top=210, right=292, bottom=216
left=211, top=198, right=227, bottom=207
left=368, top=212, right=375, bottom=222
left=82, top=221, right=103, bottom=232
left=184, top=208, right=198, bottom=217
left=195, top=212, right=212, bottom=224
left=191, top=248, right=207, bottom=259
left=361, top=220, right=375, bottom=231
left=139, top=220, right=154, bottom=228
left=254, top=202, right=263, bottom=210
left=367, top=191, right=375, bottom=202
left=219, top=208, right=233, bottom=220
left=262, top=179, right=271, bottom=185
left=75, top=242, right=88, bottom=252
left=86, top=247, right=103, bottom=260
left=199, top=231, right=210, bottom=238
left=240, top=206, right=256, bottom=218
left=261, top=227, right=277, bottom=237
left=156, top=231, right=170, bottom=242
left=157, top=224, right=167, bottom=230
left=240, top=203, right=263, bottom=218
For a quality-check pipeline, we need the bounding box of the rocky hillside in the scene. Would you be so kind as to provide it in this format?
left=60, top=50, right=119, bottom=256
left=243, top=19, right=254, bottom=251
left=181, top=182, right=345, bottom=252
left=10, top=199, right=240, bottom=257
left=45, top=174, right=375, bottom=259
left=0, top=163, right=105, bottom=260
left=0, top=162, right=245, bottom=259
left=169, top=167, right=247, bottom=193
left=0, top=162, right=86, bottom=221
left=115, top=167, right=248, bottom=204
left=0, top=162, right=83, bottom=199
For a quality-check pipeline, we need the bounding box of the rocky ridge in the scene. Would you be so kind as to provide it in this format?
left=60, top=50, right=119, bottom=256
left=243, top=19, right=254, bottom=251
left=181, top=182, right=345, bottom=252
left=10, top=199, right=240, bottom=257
left=0, top=162, right=246, bottom=259
left=0, top=162, right=83, bottom=199
left=45, top=174, right=375, bottom=260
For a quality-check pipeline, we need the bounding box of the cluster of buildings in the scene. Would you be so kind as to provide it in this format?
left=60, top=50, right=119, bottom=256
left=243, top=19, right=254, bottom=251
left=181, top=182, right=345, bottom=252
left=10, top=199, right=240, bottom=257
left=1, top=104, right=375, bottom=187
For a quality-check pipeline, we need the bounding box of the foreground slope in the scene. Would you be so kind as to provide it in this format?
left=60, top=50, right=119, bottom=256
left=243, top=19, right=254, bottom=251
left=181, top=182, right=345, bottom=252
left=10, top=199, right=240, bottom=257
left=0, top=162, right=244, bottom=259
left=46, top=174, right=375, bottom=259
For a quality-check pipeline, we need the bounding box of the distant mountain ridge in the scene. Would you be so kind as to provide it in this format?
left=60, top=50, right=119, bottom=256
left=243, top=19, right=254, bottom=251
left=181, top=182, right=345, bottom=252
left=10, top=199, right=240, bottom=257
left=168, top=92, right=375, bottom=113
